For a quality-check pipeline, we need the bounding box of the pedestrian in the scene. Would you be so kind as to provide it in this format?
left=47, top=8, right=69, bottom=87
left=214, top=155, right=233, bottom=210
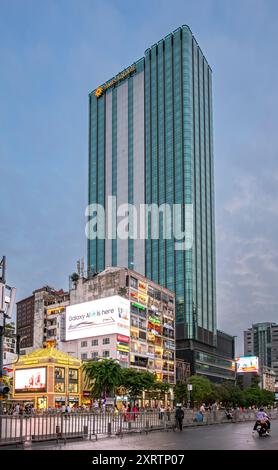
left=126, top=404, right=131, bottom=421
left=133, top=403, right=139, bottom=420
left=159, top=405, right=165, bottom=420
left=175, top=404, right=184, bottom=431
left=199, top=403, right=205, bottom=415
left=166, top=406, right=171, bottom=421
left=65, top=404, right=71, bottom=418
left=114, top=404, right=119, bottom=418
left=211, top=402, right=217, bottom=422
left=122, top=403, right=127, bottom=422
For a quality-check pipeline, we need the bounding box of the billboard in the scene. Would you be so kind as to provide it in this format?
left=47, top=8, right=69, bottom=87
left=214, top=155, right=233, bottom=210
left=236, top=356, right=259, bottom=373
left=15, top=367, right=47, bottom=393
left=65, top=295, right=130, bottom=341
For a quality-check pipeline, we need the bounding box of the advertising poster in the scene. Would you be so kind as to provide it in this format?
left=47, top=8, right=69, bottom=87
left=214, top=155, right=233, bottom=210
left=65, top=295, right=130, bottom=340
left=15, top=367, right=47, bottom=393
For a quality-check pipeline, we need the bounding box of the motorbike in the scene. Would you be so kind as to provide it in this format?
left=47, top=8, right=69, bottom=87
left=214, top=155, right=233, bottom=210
left=256, top=419, right=270, bottom=437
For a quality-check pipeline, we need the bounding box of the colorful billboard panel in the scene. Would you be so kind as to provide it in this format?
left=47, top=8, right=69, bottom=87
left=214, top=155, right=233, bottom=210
left=236, top=356, right=259, bottom=373
left=65, top=295, right=130, bottom=341
left=15, top=367, right=47, bottom=393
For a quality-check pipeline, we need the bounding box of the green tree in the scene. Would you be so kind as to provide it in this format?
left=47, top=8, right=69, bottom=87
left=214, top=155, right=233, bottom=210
left=215, top=383, right=244, bottom=407
left=70, top=272, right=79, bottom=288
left=260, top=389, right=275, bottom=407
left=187, top=376, right=214, bottom=405
left=118, top=287, right=127, bottom=297
left=121, top=368, right=155, bottom=399
left=148, top=381, right=171, bottom=401
left=82, top=358, right=122, bottom=398
left=174, top=383, right=188, bottom=405
left=242, top=386, right=262, bottom=407
left=154, top=382, right=171, bottom=394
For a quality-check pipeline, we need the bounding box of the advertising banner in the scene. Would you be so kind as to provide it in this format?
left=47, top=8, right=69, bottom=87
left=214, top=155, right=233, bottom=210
left=236, top=356, right=259, bottom=373
left=117, top=334, right=130, bottom=343
left=65, top=295, right=130, bottom=341
left=15, top=367, right=47, bottom=393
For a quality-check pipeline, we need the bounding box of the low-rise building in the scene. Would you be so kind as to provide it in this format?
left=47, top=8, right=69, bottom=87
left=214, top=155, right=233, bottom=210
left=61, top=267, right=176, bottom=384
left=16, top=286, right=69, bottom=354
left=12, top=348, right=82, bottom=409
left=261, top=366, right=276, bottom=392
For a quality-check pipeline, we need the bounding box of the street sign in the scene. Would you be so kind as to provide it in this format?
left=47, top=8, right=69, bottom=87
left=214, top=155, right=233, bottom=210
left=187, top=384, right=192, bottom=391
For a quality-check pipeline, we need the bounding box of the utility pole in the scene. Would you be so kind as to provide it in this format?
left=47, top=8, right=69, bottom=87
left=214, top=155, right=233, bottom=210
left=0, top=256, right=16, bottom=415
left=0, top=256, right=6, bottom=416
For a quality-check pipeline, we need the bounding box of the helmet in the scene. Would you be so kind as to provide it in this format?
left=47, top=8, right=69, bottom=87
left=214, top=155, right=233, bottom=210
left=259, top=407, right=264, bottom=412
left=176, top=403, right=182, bottom=407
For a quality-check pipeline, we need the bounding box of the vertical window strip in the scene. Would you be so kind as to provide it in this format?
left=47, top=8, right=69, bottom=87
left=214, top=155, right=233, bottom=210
left=88, top=95, right=98, bottom=274
left=183, top=26, right=194, bottom=338
left=145, top=50, right=152, bottom=280
left=97, top=95, right=105, bottom=271
left=157, top=40, right=165, bottom=287
left=128, top=78, right=134, bottom=268
left=112, top=89, right=117, bottom=266
left=151, top=45, right=158, bottom=283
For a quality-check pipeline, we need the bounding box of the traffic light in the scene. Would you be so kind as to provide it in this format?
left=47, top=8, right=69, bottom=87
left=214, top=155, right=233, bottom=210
left=0, top=382, right=10, bottom=396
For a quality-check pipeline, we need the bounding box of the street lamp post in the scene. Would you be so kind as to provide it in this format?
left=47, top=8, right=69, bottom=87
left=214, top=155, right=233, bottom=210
left=187, top=384, right=192, bottom=409
left=233, top=336, right=237, bottom=386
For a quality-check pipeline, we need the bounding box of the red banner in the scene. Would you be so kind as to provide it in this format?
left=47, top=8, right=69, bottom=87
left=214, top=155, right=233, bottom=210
left=117, top=334, right=130, bottom=343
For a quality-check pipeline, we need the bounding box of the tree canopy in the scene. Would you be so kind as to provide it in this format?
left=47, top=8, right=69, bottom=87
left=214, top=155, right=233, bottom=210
left=121, top=368, right=155, bottom=398
left=82, top=358, right=122, bottom=398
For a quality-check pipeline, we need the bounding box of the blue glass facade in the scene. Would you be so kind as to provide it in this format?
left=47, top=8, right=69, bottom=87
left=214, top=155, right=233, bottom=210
left=88, top=26, right=217, bottom=347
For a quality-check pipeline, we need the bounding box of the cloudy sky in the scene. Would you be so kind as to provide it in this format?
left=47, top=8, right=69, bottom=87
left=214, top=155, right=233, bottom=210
left=1, top=0, right=278, bottom=354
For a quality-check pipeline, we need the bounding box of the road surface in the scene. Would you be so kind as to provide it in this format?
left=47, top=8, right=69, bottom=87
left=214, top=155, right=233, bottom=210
left=22, top=419, right=278, bottom=450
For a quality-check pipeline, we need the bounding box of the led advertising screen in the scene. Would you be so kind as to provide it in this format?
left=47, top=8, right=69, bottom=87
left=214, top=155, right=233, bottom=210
left=65, top=295, right=130, bottom=341
left=15, top=367, right=47, bottom=393
left=236, top=356, right=259, bottom=373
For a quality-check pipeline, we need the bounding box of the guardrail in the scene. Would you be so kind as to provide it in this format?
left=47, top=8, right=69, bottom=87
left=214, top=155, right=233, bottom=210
left=0, top=409, right=277, bottom=447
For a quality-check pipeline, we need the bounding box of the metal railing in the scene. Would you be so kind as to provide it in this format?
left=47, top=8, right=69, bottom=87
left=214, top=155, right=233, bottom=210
left=0, top=409, right=277, bottom=447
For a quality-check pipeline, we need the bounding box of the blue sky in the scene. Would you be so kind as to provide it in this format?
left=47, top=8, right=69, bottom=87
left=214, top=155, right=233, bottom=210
left=1, top=0, right=278, bottom=354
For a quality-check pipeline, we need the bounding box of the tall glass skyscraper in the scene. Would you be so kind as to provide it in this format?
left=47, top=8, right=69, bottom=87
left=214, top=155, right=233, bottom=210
left=88, top=25, right=217, bottom=354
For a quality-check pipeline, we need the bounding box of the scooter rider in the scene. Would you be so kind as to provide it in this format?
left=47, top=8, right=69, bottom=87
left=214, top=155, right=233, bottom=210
left=253, top=407, right=270, bottom=434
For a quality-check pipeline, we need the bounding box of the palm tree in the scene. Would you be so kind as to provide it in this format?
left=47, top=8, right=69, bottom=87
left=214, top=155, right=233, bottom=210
left=82, top=358, right=122, bottom=398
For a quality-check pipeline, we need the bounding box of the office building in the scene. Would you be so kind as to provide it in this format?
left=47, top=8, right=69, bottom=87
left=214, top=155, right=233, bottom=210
left=244, top=322, right=278, bottom=383
left=87, top=26, right=234, bottom=381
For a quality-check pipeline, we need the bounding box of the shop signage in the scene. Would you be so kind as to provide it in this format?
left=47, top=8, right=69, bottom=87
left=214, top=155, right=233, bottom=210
left=95, top=64, right=136, bottom=98
left=138, top=293, right=147, bottom=304
left=117, top=334, right=130, bottom=343
left=138, top=281, right=147, bottom=292
left=47, top=306, right=65, bottom=315
left=117, top=344, right=129, bottom=352
left=131, top=302, right=146, bottom=311
left=149, top=316, right=161, bottom=324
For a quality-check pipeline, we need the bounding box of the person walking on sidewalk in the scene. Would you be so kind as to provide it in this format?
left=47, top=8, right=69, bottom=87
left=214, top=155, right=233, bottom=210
left=175, top=404, right=184, bottom=431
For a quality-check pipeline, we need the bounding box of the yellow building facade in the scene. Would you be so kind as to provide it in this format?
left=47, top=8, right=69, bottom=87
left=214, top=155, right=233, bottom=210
left=12, top=348, right=82, bottom=409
